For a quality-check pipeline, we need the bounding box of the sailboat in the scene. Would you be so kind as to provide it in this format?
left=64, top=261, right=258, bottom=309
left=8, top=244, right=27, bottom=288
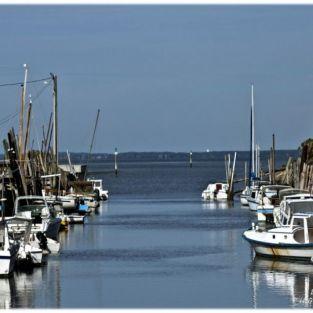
left=240, top=85, right=255, bottom=205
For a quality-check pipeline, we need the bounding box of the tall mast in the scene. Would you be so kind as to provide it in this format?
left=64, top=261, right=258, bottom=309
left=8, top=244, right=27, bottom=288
left=51, top=73, right=58, bottom=168
left=18, top=64, right=28, bottom=160
left=251, top=84, right=255, bottom=176
left=84, top=109, right=100, bottom=180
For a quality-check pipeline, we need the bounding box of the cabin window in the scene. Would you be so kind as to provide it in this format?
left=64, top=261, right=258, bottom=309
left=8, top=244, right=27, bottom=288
left=272, top=235, right=275, bottom=239
left=284, top=235, right=287, bottom=239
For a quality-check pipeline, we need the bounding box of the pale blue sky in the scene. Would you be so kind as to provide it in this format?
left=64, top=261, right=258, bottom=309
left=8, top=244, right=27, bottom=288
left=0, top=5, right=312, bottom=152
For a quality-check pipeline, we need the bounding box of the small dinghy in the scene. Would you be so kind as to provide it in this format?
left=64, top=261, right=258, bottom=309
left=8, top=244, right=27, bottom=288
left=67, top=214, right=86, bottom=224
left=243, top=197, right=313, bottom=261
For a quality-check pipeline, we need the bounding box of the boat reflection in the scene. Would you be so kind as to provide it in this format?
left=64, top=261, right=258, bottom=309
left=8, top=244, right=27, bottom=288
left=0, top=277, right=15, bottom=309
left=248, top=256, right=313, bottom=308
left=202, top=200, right=232, bottom=210
left=0, top=257, right=62, bottom=308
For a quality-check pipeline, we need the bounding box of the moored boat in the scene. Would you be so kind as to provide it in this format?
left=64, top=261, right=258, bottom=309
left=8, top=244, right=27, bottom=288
left=243, top=197, right=313, bottom=260
left=202, top=183, right=229, bottom=201
left=6, top=216, right=43, bottom=267
left=14, top=196, right=61, bottom=254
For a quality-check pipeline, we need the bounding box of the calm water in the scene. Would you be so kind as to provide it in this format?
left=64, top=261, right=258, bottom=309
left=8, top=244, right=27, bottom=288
left=2, top=160, right=313, bottom=308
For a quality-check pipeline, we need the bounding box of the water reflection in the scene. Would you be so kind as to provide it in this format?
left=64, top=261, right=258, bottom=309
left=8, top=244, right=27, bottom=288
left=201, top=200, right=232, bottom=210
left=0, top=257, right=62, bottom=308
left=248, top=256, right=313, bottom=308
left=0, top=277, right=15, bottom=309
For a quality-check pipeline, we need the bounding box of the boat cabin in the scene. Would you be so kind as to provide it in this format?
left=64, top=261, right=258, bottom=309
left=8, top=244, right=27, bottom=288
left=290, top=213, right=313, bottom=244
left=259, top=185, right=289, bottom=206
left=14, top=196, right=49, bottom=223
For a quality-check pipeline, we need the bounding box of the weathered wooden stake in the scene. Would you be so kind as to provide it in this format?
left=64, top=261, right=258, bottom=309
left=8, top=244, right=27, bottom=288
left=228, top=152, right=237, bottom=200
left=225, top=155, right=228, bottom=182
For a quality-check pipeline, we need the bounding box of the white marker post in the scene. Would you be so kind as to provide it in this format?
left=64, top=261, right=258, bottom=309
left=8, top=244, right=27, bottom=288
left=114, top=148, right=118, bottom=176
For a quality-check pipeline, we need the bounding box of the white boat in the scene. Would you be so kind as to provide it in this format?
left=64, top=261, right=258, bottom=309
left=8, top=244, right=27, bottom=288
left=67, top=214, right=86, bottom=224
left=255, top=185, right=289, bottom=222
left=87, top=179, right=109, bottom=201
left=247, top=185, right=260, bottom=211
left=6, top=216, right=43, bottom=267
left=44, top=194, right=77, bottom=211
left=240, top=186, right=250, bottom=206
left=14, top=196, right=61, bottom=254
left=81, top=196, right=99, bottom=209
left=0, top=220, right=19, bottom=277
left=243, top=197, right=313, bottom=260
left=202, top=183, right=229, bottom=201
left=258, top=190, right=312, bottom=224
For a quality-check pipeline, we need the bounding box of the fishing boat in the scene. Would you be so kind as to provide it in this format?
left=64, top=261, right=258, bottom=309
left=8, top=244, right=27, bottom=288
left=202, top=183, right=229, bottom=201
left=0, top=220, right=19, bottom=276
left=243, top=197, right=313, bottom=260
left=87, top=179, right=109, bottom=201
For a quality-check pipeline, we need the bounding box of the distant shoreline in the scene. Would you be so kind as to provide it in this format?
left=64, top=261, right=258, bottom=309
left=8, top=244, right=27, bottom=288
left=58, top=150, right=298, bottom=164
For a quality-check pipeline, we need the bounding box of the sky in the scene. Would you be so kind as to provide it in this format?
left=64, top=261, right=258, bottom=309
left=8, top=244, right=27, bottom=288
left=0, top=5, right=312, bottom=152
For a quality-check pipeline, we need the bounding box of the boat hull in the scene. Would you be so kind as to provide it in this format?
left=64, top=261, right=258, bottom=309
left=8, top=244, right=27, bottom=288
left=251, top=242, right=313, bottom=260
left=248, top=199, right=259, bottom=211
left=240, top=195, right=249, bottom=206
left=243, top=233, right=313, bottom=260
left=0, top=249, right=18, bottom=277
left=202, top=191, right=228, bottom=201
left=67, top=214, right=85, bottom=224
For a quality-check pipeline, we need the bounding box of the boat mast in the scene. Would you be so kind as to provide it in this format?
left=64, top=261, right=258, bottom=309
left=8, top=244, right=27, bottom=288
left=51, top=73, right=58, bottom=168
left=18, top=64, right=28, bottom=160
left=251, top=84, right=255, bottom=177
left=84, top=109, right=100, bottom=180
left=248, top=84, right=255, bottom=186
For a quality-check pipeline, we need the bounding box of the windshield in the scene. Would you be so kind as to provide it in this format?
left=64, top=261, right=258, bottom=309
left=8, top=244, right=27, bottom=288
left=16, top=199, right=46, bottom=216
left=288, top=201, right=313, bottom=214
